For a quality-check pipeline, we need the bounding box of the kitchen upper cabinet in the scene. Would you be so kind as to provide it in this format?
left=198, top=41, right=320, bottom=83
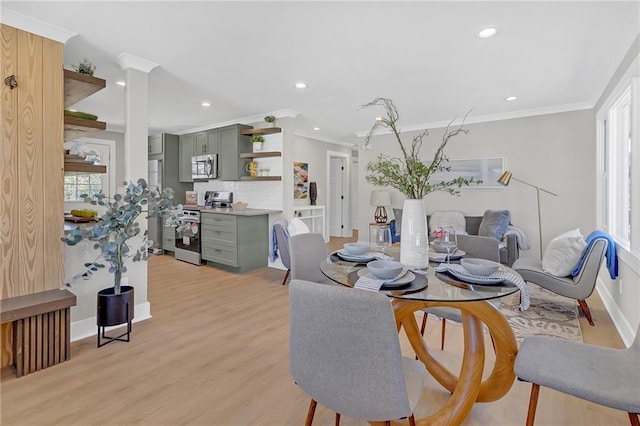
left=193, top=129, right=219, bottom=155
left=148, top=134, right=163, bottom=155
left=219, top=124, right=251, bottom=181
left=179, top=133, right=195, bottom=182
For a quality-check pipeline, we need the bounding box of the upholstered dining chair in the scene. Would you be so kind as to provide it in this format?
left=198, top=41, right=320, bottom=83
left=289, top=279, right=427, bottom=425
left=272, top=219, right=291, bottom=285
left=514, top=324, right=640, bottom=426
left=289, top=232, right=332, bottom=284
left=512, top=238, right=607, bottom=326
left=420, top=237, right=501, bottom=349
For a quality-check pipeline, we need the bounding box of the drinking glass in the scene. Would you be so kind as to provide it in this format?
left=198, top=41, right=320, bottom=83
left=441, top=226, right=458, bottom=266
left=376, top=227, right=392, bottom=256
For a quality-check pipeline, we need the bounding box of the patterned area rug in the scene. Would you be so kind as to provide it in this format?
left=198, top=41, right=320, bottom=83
left=499, top=284, right=582, bottom=343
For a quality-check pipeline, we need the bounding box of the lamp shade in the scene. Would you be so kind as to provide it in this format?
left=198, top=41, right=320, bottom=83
left=370, top=190, right=391, bottom=207
left=497, top=171, right=513, bottom=186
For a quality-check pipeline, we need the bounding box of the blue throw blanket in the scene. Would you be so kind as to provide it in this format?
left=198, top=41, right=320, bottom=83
left=571, top=230, right=618, bottom=279
left=269, top=223, right=290, bottom=263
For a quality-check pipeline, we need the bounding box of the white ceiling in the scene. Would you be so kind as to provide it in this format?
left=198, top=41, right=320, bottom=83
left=2, top=1, right=639, bottom=146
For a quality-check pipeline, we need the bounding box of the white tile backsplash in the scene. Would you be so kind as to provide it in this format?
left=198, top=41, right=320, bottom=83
left=193, top=180, right=283, bottom=210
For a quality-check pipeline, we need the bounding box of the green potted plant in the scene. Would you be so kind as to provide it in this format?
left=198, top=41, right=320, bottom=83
left=264, top=115, right=276, bottom=126
left=362, top=97, right=480, bottom=267
left=251, top=134, right=265, bottom=152
left=73, top=58, right=96, bottom=76
left=62, top=178, right=184, bottom=346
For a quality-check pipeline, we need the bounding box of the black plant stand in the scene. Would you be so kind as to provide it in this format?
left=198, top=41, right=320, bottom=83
left=96, top=286, right=134, bottom=347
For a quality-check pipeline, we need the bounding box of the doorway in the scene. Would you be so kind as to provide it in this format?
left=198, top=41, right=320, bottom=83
left=326, top=151, right=351, bottom=237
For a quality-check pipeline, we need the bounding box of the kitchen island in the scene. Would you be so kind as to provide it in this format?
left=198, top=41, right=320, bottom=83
left=199, top=208, right=280, bottom=271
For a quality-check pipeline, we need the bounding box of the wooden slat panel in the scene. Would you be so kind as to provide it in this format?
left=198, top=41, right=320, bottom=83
left=0, top=323, right=12, bottom=367
left=59, top=309, right=66, bottom=361
left=53, top=310, right=60, bottom=365
left=35, top=314, right=42, bottom=371
left=17, top=29, right=44, bottom=297
left=13, top=319, right=23, bottom=377
left=42, top=37, right=64, bottom=292
left=29, top=315, right=36, bottom=374
left=48, top=312, right=54, bottom=367
left=42, top=312, right=48, bottom=367
left=1, top=24, right=20, bottom=304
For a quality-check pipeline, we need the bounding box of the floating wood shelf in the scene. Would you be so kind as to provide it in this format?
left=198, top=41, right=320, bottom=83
left=64, top=116, right=107, bottom=141
left=240, top=176, right=282, bottom=181
left=240, top=127, right=282, bottom=135
left=239, top=151, right=282, bottom=159
left=63, top=162, right=106, bottom=173
left=64, top=69, right=106, bottom=109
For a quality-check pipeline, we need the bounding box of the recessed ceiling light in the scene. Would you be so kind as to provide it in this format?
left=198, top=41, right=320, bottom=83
left=201, top=101, right=211, bottom=107
left=68, top=109, right=77, bottom=112
left=294, top=82, right=307, bottom=89
left=375, top=117, right=383, bottom=121
left=116, top=80, right=126, bottom=87
left=478, top=27, right=498, bottom=38
left=505, top=96, right=518, bottom=101
left=312, top=127, right=320, bottom=131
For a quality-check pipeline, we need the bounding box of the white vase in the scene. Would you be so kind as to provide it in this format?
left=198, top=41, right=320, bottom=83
left=253, top=142, right=263, bottom=152
left=400, top=199, right=429, bottom=269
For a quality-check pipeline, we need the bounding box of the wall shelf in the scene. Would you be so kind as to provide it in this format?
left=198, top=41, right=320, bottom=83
left=63, top=162, right=106, bottom=173
left=63, top=69, right=107, bottom=141
left=240, top=127, right=282, bottom=136
left=239, top=151, right=281, bottom=159
left=240, top=176, right=282, bottom=181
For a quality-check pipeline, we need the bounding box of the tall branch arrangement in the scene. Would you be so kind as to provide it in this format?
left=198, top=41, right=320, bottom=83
left=363, top=98, right=480, bottom=199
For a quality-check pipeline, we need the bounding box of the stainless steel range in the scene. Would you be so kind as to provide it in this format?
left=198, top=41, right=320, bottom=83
left=174, top=210, right=204, bottom=265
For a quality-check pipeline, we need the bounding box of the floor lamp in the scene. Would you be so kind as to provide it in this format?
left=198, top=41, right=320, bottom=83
left=497, top=171, right=557, bottom=258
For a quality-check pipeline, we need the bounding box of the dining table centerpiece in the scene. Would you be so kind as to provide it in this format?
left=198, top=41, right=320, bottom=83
left=362, top=97, right=480, bottom=268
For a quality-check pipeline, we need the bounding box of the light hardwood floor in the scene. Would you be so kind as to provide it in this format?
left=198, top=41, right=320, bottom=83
left=0, top=238, right=628, bottom=425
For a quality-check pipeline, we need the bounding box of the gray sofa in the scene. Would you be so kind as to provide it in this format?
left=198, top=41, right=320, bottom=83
left=390, top=213, right=520, bottom=267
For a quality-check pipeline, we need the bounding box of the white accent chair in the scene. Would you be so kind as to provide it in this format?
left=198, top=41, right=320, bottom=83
left=289, top=233, right=332, bottom=284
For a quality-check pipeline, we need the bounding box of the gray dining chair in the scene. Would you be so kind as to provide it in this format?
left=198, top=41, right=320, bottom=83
left=289, top=232, right=332, bottom=284
left=514, top=323, right=640, bottom=425
left=421, top=237, right=501, bottom=349
left=272, top=219, right=291, bottom=285
left=512, top=238, right=607, bottom=326
left=289, top=279, right=427, bottom=425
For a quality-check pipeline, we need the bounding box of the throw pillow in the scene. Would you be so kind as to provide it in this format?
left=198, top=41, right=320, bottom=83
left=478, top=210, right=510, bottom=241
left=429, top=211, right=467, bottom=237
left=392, top=208, right=403, bottom=236
left=542, top=228, right=587, bottom=277
left=287, top=217, right=310, bottom=236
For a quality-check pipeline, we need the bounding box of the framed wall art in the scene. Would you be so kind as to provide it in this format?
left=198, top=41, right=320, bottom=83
left=294, top=162, right=309, bottom=199
left=429, top=157, right=504, bottom=188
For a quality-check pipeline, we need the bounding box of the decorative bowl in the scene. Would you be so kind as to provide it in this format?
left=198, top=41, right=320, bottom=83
left=366, top=260, right=404, bottom=280
left=460, top=258, right=500, bottom=276
left=231, top=202, right=248, bottom=211
left=343, top=242, right=370, bottom=256
left=430, top=240, right=449, bottom=253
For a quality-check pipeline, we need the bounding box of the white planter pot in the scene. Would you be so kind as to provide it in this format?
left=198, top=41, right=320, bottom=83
left=400, top=199, right=429, bottom=269
left=253, top=142, right=263, bottom=152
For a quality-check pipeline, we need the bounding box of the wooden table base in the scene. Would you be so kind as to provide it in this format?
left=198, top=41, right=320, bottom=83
left=391, top=299, right=518, bottom=425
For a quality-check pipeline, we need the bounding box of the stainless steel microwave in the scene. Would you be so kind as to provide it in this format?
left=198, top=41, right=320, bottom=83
left=191, top=154, right=217, bottom=181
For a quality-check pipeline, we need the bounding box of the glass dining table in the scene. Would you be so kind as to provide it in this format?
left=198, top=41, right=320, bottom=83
left=320, top=247, right=521, bottom=425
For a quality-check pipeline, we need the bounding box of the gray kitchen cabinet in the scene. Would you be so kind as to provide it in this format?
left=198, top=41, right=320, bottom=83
left=201, top=212, right=268, bottom=271
left=148, top=133, right=192, bottom=250
left=193, top=129, right=219, bottom=155
left=219, top=124, right=252, bottom=181
left=163, top=223, right=175, bottom=252
left=148, top=134, right=163, bottom=155
left=179, top=133, right=195, bottom=182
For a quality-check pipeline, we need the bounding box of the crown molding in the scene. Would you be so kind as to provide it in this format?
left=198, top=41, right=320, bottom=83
left=354, top=101, right=594, bottom=138
left=115, top=53, right=159, bottom=73
left=176, top=109, right=300, bottom=135
left=1, top=8, right=76, bottom=43
left=294, top=131, right=357, bottom=149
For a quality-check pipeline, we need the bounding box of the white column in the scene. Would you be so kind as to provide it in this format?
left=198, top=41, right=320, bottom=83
left=114, top=53, right=159, bottom=321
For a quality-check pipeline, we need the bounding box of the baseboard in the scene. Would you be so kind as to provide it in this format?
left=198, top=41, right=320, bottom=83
left=596, top=280, right=635, bottom=346
left=70, top=302, right=152, bottom=342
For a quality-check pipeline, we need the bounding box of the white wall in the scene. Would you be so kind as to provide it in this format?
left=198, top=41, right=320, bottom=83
left=356, top=109, right=596, bottom=260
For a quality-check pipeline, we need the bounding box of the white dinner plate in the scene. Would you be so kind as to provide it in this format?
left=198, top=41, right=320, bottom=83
left=357, top=268, right=416, bottom=287
left=447, top=268, right=504, bottom=285
left=428, top=249, right=465, bottom=262
left=336, top=249, right=379, bottom=263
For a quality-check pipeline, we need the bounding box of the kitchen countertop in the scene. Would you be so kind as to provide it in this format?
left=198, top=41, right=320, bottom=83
left=197, top=207, right=281, bottom=216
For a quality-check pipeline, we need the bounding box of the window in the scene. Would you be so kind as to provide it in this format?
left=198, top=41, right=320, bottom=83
left=63, top=140, right=113, bottom=202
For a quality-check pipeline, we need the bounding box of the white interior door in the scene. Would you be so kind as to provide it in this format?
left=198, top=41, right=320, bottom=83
left=328, top=155, right=350, bottom=237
